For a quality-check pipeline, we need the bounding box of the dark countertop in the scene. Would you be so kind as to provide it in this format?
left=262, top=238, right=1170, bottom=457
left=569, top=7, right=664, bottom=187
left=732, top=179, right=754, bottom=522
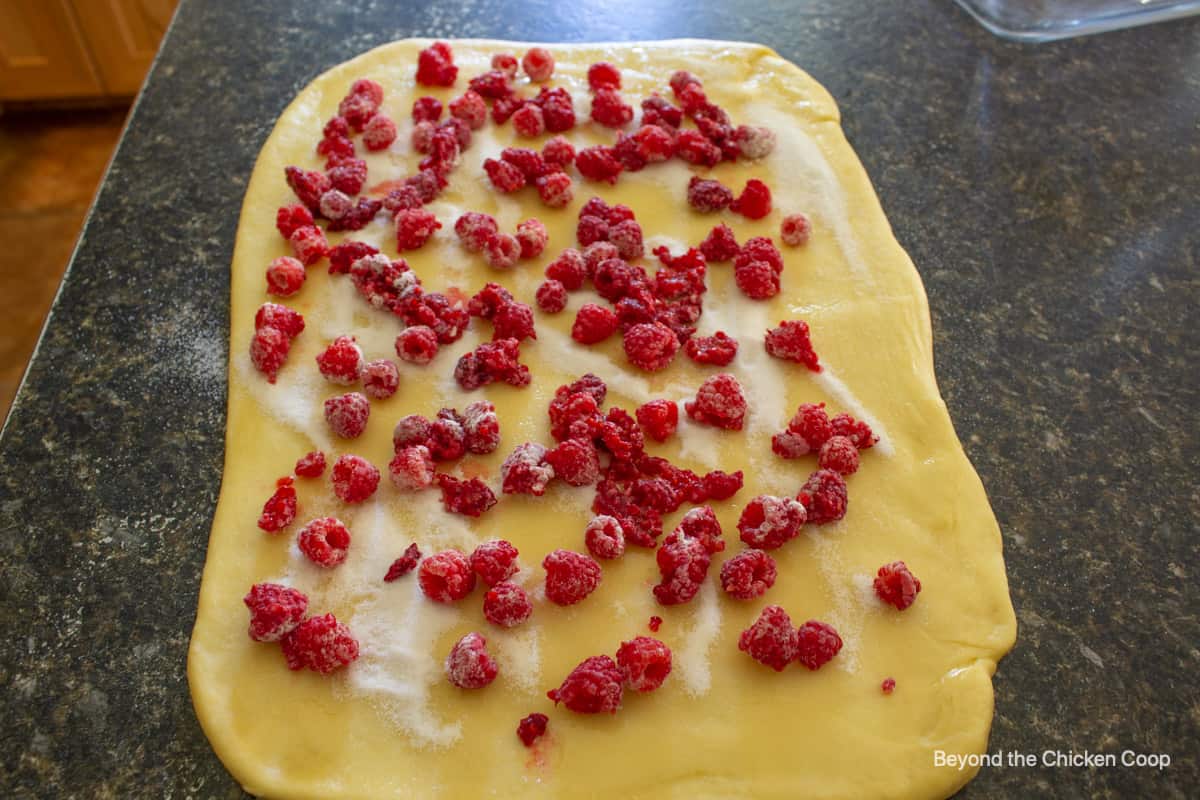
left=1, top=0, right=1197, bottom=797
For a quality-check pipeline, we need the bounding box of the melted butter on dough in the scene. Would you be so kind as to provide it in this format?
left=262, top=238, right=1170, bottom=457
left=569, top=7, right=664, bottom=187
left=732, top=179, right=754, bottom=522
left=189, top=39, right=1015, bottom=800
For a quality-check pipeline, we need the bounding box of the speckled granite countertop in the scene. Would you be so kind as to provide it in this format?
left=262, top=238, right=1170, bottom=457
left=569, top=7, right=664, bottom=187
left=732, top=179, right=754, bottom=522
left=1, top=0, right=1196, bottom=797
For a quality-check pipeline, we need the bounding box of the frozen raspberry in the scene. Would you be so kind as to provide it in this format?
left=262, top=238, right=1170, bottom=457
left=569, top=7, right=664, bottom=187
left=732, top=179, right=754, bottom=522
left=276, top=204, right=315, bottom=239
left=686, top=176, right=733, bottom=213
left=445, top=632, right=498, bottom=689
left=317, top=131, right=354, bottom=160
left=780, top=212, right=812, bottom=247
left=699, top=224, right=740, bottom=263
left=265, top=256, right=305, bottom=298
left=653, top=530, right=711, bottom=605
left=470, top=539, right=520, bottom=586
left=461, top=400, right=500, bottom=455
left=613, top=508, right=663, bottom=549
left=641, top=94, right=683, bottom=129
left=288, top=225, right=329, bottom=266
left=382, top=185, right=424, bottom=215
left=677, top=506, right=725, bottom=554
left=548, top=392, right=600, bottom=443
left=676, top=81, right=709, bottom=114
left=244, top=583, right=307, bottom=642
left=491, top=93, right=525, bottom=125
left=615, top=636, right=672, bottom=693
left=394, top=325, right=439, bottom=365
left=485, top=233, right=522, bottom=269
left=675, top=130, right=722, bottom=166
left=510, top=219, right=548, bottom=261
left=701, top=469, right=744, bottom=500
left=324, top=392, right=370, bottom=439
left=395, top=208, right=442, bottom=251
left=830, top=412, right=878, bottom=450
left=818, top=435, right=860, bottom=475
left=468, top=69, right=512, bottom=99
left=874, top=561, right=922, bottom=610
left=738, top=606, right=799, bottom=671
left=393, top=414, right=432, bottom=450
left=882, top=677, right=897, bottom=694
left=732, top=179, right=773, bottom=220
left=441, top=93, right=482, bottom=134
left=542, top=135, right=575, bottom=167
left=469, top=282, right=513, bottom=319
left=411, top=120, right=436, bottom=153
left=384, top=542, right=422, bottom=582
left=338, top=92, right=378, bottom=132
left=517, top=713, right=548, bottom=746
left=452, top=213, right=496, bottom=254
left=483, top=581, right=533, bottom=628
left=362, top=113, right=397, bottom=151
left=534, top=171, right=573, bottom=208
left=416, top=41, right=457, bottom=86
left=492, top=51, right=519, bottom=75
left=548, top=655, right=623, bottom=713
left=591, top=88, right=634, bottom=127
left=294, top=450, right=325, bottom=478
left=284, top=166, right=331, bottom=211
left=298, top=517, right=351, bottom=567
left=359, top=359, right=399, bottom=400
left=331, top=454, right=380, bottom=503
left=500, top=442, right=554, bottom=496
left=735, top=124, right=776, bottom=160
left=257, top=477, right=297, bottom=532
left=543, top=549, right=602, bottom=606
left=608, top=219, right=644, bottom=261
left=734, top=259, right=780, bottom=300
left=772, top=402, right=832, bottom=458
left=737, top=494, right=805, bottom=549
left=536, top=279, right=568, bottom=313
left=738, top=236, right=784, bottom=272
left=318, top=189, right=353, bottom=221
left=634, top=399, right=679, bottom=442
left=411, top=96, right=443, bottom=123
left=576, top=214, right=609, bottom=247
left=388, top=445, right=435, bottom=491
left=575, top=146, right=623, bottom=184
left=720, top=549, right=777, bottom=600
left=796, top=620, right=842, bottom=670
left=490, top=300, right=538, bottom=343
left=612, top=132, right=645, bottom=172
left=315, top=336, right=363, bottom=385
left=250, top=326, right=290, bottom=383
left=428, top=413, right=466, bottom=461
left=512, top=103, right=545, bottom=137
left=586, top=61, right=621, bottom=91
left=328, top=241, right=378, bottom=276
left=484, top=158, right=527, bottom=193
left=583, top=515, right=625, bottom=559
left=454, top=338, right=530, bottom=390
left=437, top=474, right=498, bottom=517
left=419, top=549, right=476, bottom=602
left=332, top=196, right=381, bottom=231
left=668, top=70, right=700, bottom=97
left=519, top=46, right=554, bottom=82
left=326, top=157, right=367, bottom=195
left=633, top=124, right=674, bottom=161
left=282, top=613, right=358, bottom=674
left=797, top=469, right=849, bottom=525
left=623, top=322, right=679, bottom=372
left=545, top=438, right=601, bottom=486
left=571, top=303, right=619, bottom=345
left=684, top=332, right=738, bottom=366
left=685, top=373, right=747, bottom=430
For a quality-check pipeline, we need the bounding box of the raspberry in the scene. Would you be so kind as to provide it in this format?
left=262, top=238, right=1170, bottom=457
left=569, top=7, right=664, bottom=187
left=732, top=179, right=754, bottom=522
left=635, top=399, right=678, bottom=442
left=470, top=539, right=520, bottom=586
left=265, top=256, right=305, bottom=298
left=412, top=120, right=436, bottom=153
left=874, top=561, right=922, bottom=610
left=571, top=303, right=618, bottom=345
left=772, top=402, right=832, bottom=458
left=382, top=186, right=423, bottom=217
left=484, top=158, right=527, bottom=193
left=394, top=325, right=439, bottom=365
left=780, top=212, right=812, bottom=246
left=289, top=225, right=329, bottom=266
left=500, top=442, right=554, bottom=496
left=468, top=69, right=512, bottom=99
left=250, top=326, right=290, bottom=383
left=362, top=359, right=400, bottom=399
left=489, top=92, right=523, bottom=125
left=615, top=636, right=672, bottom=693
left=485, top=233, right=522, bottom=269
left=324, top=392, right=370, bottom=439
left=796, top=620, right=842, bottom=670
left=445, top=632, right=498, bottom=689
left=535, top=171, right=573, bottom=207
left=623, top=322, right=679, bottom=372
left=675, top=130, right=722, bottom=167
left=735, top=124, right=777, bottom=160
left=764, top=320, right=821, bottom=370
left=257, top=477, right=297, bottom=532
left=739, top=606, right=798, bottom=671
left=462, top=400, right=501, bottom=454
left=612, top=133, right=645, bottom=172
left=545, top=438, right=601, bottom=486
left=318, top=189, right=353, bottom=221
left=614, top=508, right=663, bottom=549
left=454, top=339, right=530, bottom=390
left=536, top=279, right=568, bottom=313
left=633, top=124, right=674, bottom=161
left=543, top=549, right=602, bottom=606
left=492, top=52, right=519, bottom=76
left=669, top=70, right=700, bottom=96
left=428, top=413, right=466, bottom=461
left=641, top=94, right=683, bottom=129
left=608, top=219, right=644, bottom=261
left=587, top=61, right=621, bottom=90
left=338, top=93, right=378, bottom=132
left=512, top=219, right=548, bottom=260
left=818, top=435, right=860, bottom=475
left=701, top=469, right=744, bottom=500
left=677, top=82, right=709, bottom=115
left=677, top=506, right=725, bottom=553
left=276, top=204, right=315, bottom=239
left=331, top=454, right=380, bottom=503
left=394, top=208, right=441, bottom=251
left=830, top=413, right=878, bottom=450
left=732, top=179, right=772, bottom=220
left=419, top=549, right=476, bottom=602
left=653, top=530, right=711, bottom=605
left=437, top=474, right=499, bottom=517
left=584, top=515, right=625, bottom=559
left=484, top=581, right=533, bottom=628
left=548, top=391, right=601, bottom=442
left=244, top=583, right=307, bottom=642
left=737, top=494, right=806, bottom=550
left=489, top=302, right=535, bottom=343
left=443, top=92, right=484, bottom=132
left=471, top=283, right=515, bottom=319
left=316, top=336, right=363, bottom=384
left=284, top=166, right=331, bottom=211
left=684, top=331, right=738, bottom=366
left=516, top=713, right=549, bottom=746
left=648, top=615, right=663, bottom=632
left=591, top=88, right=634, bottom=127
left=411, top=96, right=443, bottom=123
left=576, top=216, right=610, bottom=247
left=326, top=158, right=367, bottom=195
left=254, top=304, right=305, bottom=338
left=453, top=212, right=498, bottom=253
left=330, top=198, right=381, bottom=232
left=699, top=223, right=740, bottom=263
left=416, top=41, right=458, bottom=87
left=548, top=655, right=623, bottom=713
left=562, top=373, right=608, bottom=404
left=576, top=146, right=623, bottom=184
left=687, top=176, right=733, bottom=213
left=593, top=259, right=647, bottom=303
left=542, top=135, right=575, bottom=168
left=738, top=236, right=784, bottom=273
left=720, top=549, right=777, bottom=600
left=882, top=677, right=897, bottom=694
left=512, top=103, right=545, bottom=137
left=298, top=516, right=351, bottom=567
left=362, top=113, right=397, bottom=151
left=282, top=614, right=358, bottom=674
left=797, top=469, right=848, bottom=525
left=388, top=445, right=435, bottom=491
left=685, top=373, right=747, bottom=430
left=400, top=291, right=469, bottom=344
left=328, top=241, right=378, bottom=276
left=520, top=47, right=555, bottom=81
left=295, top=450, right=325, bottom=478
left=734, top=260, right=780, bottom=300
left=384, top=542, right=422, bottom=582
left=393, top=414, right=432, bottom=450
left=317, top=132, right=354, bottom=160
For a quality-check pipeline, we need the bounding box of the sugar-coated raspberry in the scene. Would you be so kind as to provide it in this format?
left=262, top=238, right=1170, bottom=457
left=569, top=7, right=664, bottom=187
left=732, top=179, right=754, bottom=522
left=548, top=392, right=601, bottom=443
left=257, top=476, right=297, bottom=532
left=576, top=214, right=609, bottom=247
left=585, top=60, right=620, bottom=90
left=734, top=259, right=781, bottom=300
left=411, top=120, right=436, bottom=153
left=780, top=212, right=812, bottom=247
left=500, top=442, right=554, bottom=496
left=491, top=92, right=524, bottom=125
left=543, top=549, right=602, bottom=606
left=454, top=212, right=498, bottom=253
left=584, top=515, right=625, bottom=559
left=265, top=256, right=305, bottom=298
left=485, top=233, right=522, bottom=269
left=631, top=477, right=679, bottom=515
left=737, top=494, right=806, bottom=550
left=489, top=301, right=536, bottom=343
left=294, top=450, right=325, bottom=478
left=571, top=303, right=619, bottom=345
left=774, top=403, right=831, bottom=459
left=738, top=605, right=798, bottom=671
left=797, top=469, right=848, bottom=525
left=454, top=338, right=530, bottom=390
left=546, top=438, right=601, bottom=486
left=767, top=319, right=824, bottom=371
left=653, top=530, right=711, bottom=605
left=340, top=82, right=381, bottom=129
left=874, top=561, right=922, bottom=610
left=536, top=279, right=568, bottom=313
left=512, top=103, right=545, bottom=137
left=521, top=47, right=555, bottom=82
left=416, top=41, right=458, bottom=86
left=326, top=157, right=367, bottom=195
left=250, top=326, right=290, bottom=383
left=418, top=549, right=476, bottom=602
left=685, top=373, right=747, bottom=430
left=482, top=581, right=533, bottom=629
left=329, top=198, right=383, bottom=234
left=362, top=113, right=397, bottom=151
left=502, top=147, right=552, bottom=180
left=244, top=583, right=307, bottom=642
left=576, top=146, right=623, bottom=184
left=738, top=236, right=784, bottom=273
left=548, top=655, right=623, bottom=713
left=289, top=225, right=329, bottom=266
left=701, top=469, right=744, bottom=501
left=615, top=636, right=672, bottom=693
left=317, top=130, right=354, bottom=160
left=612, top=133, right=645, bottom=172
left=441, top=93, right=483, bottom=133
left=608, top=219, right=644, bottom=261
left=492, top=52, right=519, bottom=75
left=394, top=325, right=439, bottom=365
left=282, top=613, right=358, bottom=674
left=818, top=435, right=860, bottom=475
left=735, top=124, right=777, bottom=160
left=591, top=88, right=634, bottom=127
left=284, top=166, right=331, bottom=211
left=324, top=392, right=370, bottom=439
left=384, top=542, right=422, bottom=582
left=428, top=413, right=466, bottom=461
left=633, top=124, right=675, bottom=161
left=445, top=632, right=498, bottom=689
left=382, top=186, right=424, bottom=216
left=542, top=135, right=575, bottom=168
left=687, top=176, right=733, bottom=213
left=534, top=171, right=573, bottom=208
left=677, top=82, right=709, bottom=115
left=437, top=474, right=499, bottom=517
left=412, top=96, right=443, bottom=123
left=276, top=204, right=315, bottom=239
left=614, top=508, right=663, bottom=549
left=462, top=400, right=500, bottom=454
left=298, top=516, right=351, bottom=567
left=484, top=158, right=527, bottom=193
left=515, top=218, right=548, bottom=260
left=393, top=414, right=432, bottom=450
left=678, top=506, right=725, bottom=554
left=395, top=208, right=442, bottom=251
left=669, top=70, right=700, bottom=96
left=700, top=224, right=740, bottom=263
left=623, top=322, right=679, bottom=372
left=328, top=241, right=378, bottom=276
left=796, top=620, right=843, bottom=670
left=468, top=68, right=513, bottom=99
left=641, top=94, right=683, bottom=129
left=388, top=445, right=435, bottom=491
left=316, top=336, right=363, bottom=385
left=684, top=332, right=738, bottom=366
left=675, top=130, right=722, bottom=166
left=720, top=549, right=777, bottom=600
left=732, top=179, right=772, bottom=220
left=635, top=399, right=679, bottom=442
left=361, top=359, right=400, bottom=400
left=331, top=454, right=380, bottom=503
left=318, top=189, right=353, bottom=221
left=470, top=539, right=520, bottom=586
left=517, top=713, right=549, bottom=746
left=830, top=412, right=878, bottom=450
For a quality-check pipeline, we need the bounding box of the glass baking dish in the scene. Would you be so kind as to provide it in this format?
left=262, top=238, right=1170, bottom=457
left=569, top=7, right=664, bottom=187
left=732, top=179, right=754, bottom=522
left=956, top=0, right=1200, bottom=40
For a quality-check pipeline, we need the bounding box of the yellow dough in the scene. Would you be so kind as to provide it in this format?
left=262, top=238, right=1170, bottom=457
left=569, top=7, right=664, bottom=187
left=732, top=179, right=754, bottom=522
left=188, top=39, right=1016, bottom=800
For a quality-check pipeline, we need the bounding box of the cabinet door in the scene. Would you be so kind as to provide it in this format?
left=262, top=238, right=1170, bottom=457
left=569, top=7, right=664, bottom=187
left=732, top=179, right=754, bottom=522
left=0, top=0, right=104, bottom=100
left=70, top=0, right=177, bottom=96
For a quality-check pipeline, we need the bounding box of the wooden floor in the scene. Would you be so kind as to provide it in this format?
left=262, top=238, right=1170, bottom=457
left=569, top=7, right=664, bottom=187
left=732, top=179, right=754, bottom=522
left=0, top=107, right=127, bottom=423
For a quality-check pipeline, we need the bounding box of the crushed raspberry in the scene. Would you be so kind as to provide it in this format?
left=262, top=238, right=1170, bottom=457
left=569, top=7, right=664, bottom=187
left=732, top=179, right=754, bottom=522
left=500, top=442, right=554, bottom=496
left=455, top=212, right=499, bottom=252
left=584, top=515, right=625, bottom=559
left=289, top=225, right=329, bottom=266
left=571, top=303, right=618, bottom=345
left=684, top=332, right=738, bottom=366
left=701, top=469, right=744, bottom=500
left=298, top=516, right=351, bottom=567
left=633, top=124, right=674, bottom=161
left=512, top=103, right=545, bottom=137
left=394, top=208, right=441, bottom=251
left=492, top=52, right=519, bottom=76
left=536, top=279, right=568, bottom=313
left=563, top=373, right=607, bottom=405
left=653, top=530, right=711, bottom=605
left=535, top=171, right=573, bottom=207
left=485, top=233, right=522, bottom=269
left=517, top=713, right=549, bottom=746
left=614, top=508, right=663, bottom=549
left=389, top=445, right=435, bottom=491
left=737, top=494, right=806, bottom=550
left=641, top=94, right=683, bottom=128
left=734, top=259, right=780, bottom=300
left=687, top=176, right=733, bottom=213
left=418, top=549, right=476, bottom=602
left=593, top=259, right=648, bottom=303
left=393, top=414, right=432, bottom=450
left=720, top=549, right=777, bottom=600
left=329, top=197, right=382, bottom=233
left=454, top=339, right=530, bottom=390
left=502, top=147, right=552, bottom=181
left=362, top=114, right=397, bottom=151
left=635, top=399, right=679, bottom=442
left=331, top=454, right=380, bottom=503
left=732, top=179, right=772, bottom=220
left=484, top=158, right=527, bottom=193
left=282, top=613, right=358, bottom=674
left=818, top=435, right=860, bottom=475
left=735, top=124, right=776, bottom=160
left=738, top=605, right=798, bottom=671
left=294, top=450, right=325, bottom=478
left=548, top=655, right=623, bottom=713
left=764, top=320, right=821, bottom=370
left=326, top=157, right=368, bottom=195
left=445, top=632, right=499, bottom=689
left=491, top=93, right=524, bottom=125
left=546, top=438, right=601, bottom=486
left=685, top=373, right=747, bottom=430
left=384, top=542, right=422, bottom=582
left=591, top=88, right=634, bottom=127
left=648, top=615, right=663, bottom=632
left=675, top=130, right=722, bottom=166
left=513, top=220, right=548, bottom=261
left=631, top=477, right=680, bottom=514
left=797, top=469, right=848, bottom=524
left=428, top=412, right=466, bottom=461
left=482, top=581, right=533, bottom=629
left=780, top=212, right=812, bottom=247
left=276, top=204, right=314, bottom=239
left=250, top=326, right=290, bottom=383
left=623, top=322, right=679, bottom=372
left=596, top=407, right=645, bottom=460
left=462, top=400, right=500, bottom=454
left=255, top=304, right=304, bottom=341
left=700, top=224, right=740, bottom=263
left=542, top=135, right=575, bottom=168
left=327, top=241, right=378, bottom=276
left=830, top=412, right=878, bottom=450
left=468, top=69, right=512, bottom=99
left=265, top=256, right=305, bottom=298
left=575, top=146, right=623, bottom=184
left=522, top=47, right=555, bottom=81
left=543, top=549, right=602, bottom=606
left=316, top=336, right=363, bottom=384
left=244, top=583, right=307, bottom=642
left=394, top=325, right=439, bottom=365
left=416, top=41, right=458, bottom=86
left=437, top=474, right=498, bottom=517
left=257, top=476, right=297, bottom=532
left=284, top=166, right=331, bottom=211
left=796, top=620, right=843, bottom=670
left=324, top=392, right=370, bottom=439
left=874, top=561, right=922, bottom=610
left=470, top=539, right=520, bottom=586
left=362, top=359, right=400, bottom=400
left=608, top=219, right=644, bottom=261
left=616, top=636, right=672, bottom=693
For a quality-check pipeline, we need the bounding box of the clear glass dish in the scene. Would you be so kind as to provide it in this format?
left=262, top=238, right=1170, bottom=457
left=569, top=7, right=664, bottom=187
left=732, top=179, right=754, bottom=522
left=956, top=0, right=1200, bottom=41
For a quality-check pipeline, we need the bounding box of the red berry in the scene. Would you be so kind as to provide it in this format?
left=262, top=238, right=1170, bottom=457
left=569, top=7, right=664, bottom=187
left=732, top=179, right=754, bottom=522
left=339, top=87, right=379, bottom=131
left=542, top=135, right=575, bottom=168
left=257, top=477, right=297, bottom=532
left=265, top=256, right=306, bottom=298
left=818, top=435, right=860, bottom=475
left=362, top=359, right=400, bottom=399
left=882, top=677, right=897, bottom=694
left=732, top=179, right=772, bottom=219
left=284, top=166, right=331, bottom=211
left=428, top=413, right=466, bottom=461
left=468, top=69, right=512, bottom=99
left=276, top=204, right=315, bottom=239
left=830, top=412, right=878, bottom=450
left=470, top=539, right=520, bottom=586
left=411, top=120, right=436, bottom=153
left=536, top=279, right=568, bottom=313
left=648, top=615, right=663, bottom=632
left=500, top=442, right=554, bottom=496
left=491, top=93, right=525, bottom=125
left=545, top=438, right=601, bottom=486
left=616, top=636, right=672, bottom=692
left=780, top=212, right=812, bottom=246
left=720, top=549, right=777, bottom=600
left=485, top=233, right=522, bottom=269
left=318, top=189, right=353, bottom=221
left=324, top=392, right=370, bottom=439
left=700, top=224, right=740, bottom=263
left=363, top=114, right=397, bottom=151
left=448, top=89, right=487, bottom=129
left=641, top=94, right=683, bottom=129
left=416, top=41, right=458, bottom=87
left=575, top=146, right=623, bottom=184
left=633, top=124, right=674, bottom=161
left=484, top=158, right=527, bottom=193
left=412, top=96, right=443, bottom=123
left=572, top=303, right=619, bottom=345
left=653, top=530, right=711, bottom=605
left=584, top=515, right=625, bottom=559
left=576, top=215, right=609, bottom=247
left=395, top=208, right=442, bottom=251
left=294, top=450, right=325, bottom=478
left=623, top=321, right=679, bottom=372
left=516, top=713, right=549, bottom=746
left=326, top=158, right=367, bottom=195
left=797, top=469, right=849, bottom=524
left=686, top=176, right=733, bottom=213
left=462, top=399, right=501, bottom=454
left=250, top=326, right=290, bottom=383
left=384, top=542, right=422, bottom=582
left=874, top=561, right=922, bottom=610
left=436, top=474, right=498, bottom=516
left=395, top=325, right=439, bottom=365
left=454, top=338, right=530, bottom=390
left=298, top=517, right=351, bottom=567
left=331, top=454, right=380, bottom=503
left=455, top=212, right=499, bottom=252
left=255, top=303, right=305, bottom=339
left=737, top=495, right=807, bottom=550
left=492, top=52, right=519, bottom=76
left=701, top=469, right=744, bottom=500
left=244, top=583, right=307, bottom=642
left=675, top=130, right=721, bottom=166
left=516, top=218, right=548, bottom=259
left=543, top=549, right=602, bottom=606
left=328, top=240, right=379, bottom=276
left=636, top=399, right=679, bottom=442
left=502, top=147, right=551, bottom=180
left=796, top=620, right=842, bottom=670
left=548, top=655, right=623, bottom=714
left=282, top=613, right=358, bottom=674
left=677, top=506, right=725, bottom=554
left=289, top=225, right=329, bottom=266
left=535, top=171, right=573, bottom=207
left=773, top=402, right=832, bottom=457
left=738, top=236, right=784, bottom=272
left=445, top=632, right=498, bottom=689
left=418, top=549, right=476, bottom=602
left=512, top=103, right=545, bottom=137
left=684, top=331, right=738, bottom=366
left=738, top=605, right=798, bottom=671
left=734, top=259, right=780, bottom=300
left=735, top=124, right=777, bottom=159
left=669, top=70, right=700, bottom=96
left=587, top=62, right=621, bottom=90
left=685, top=373, right=747, bottom=430
left=388, top=445, right=435, bottom=491
left=591, top=88, right=633, bottom=127
left=483, top=581, right=533, bottom=628
left=315, top=336, right=363, bottom=384
left=608, top=219, right=644, bottom=261
left=522, top=47, right=555, bottom=81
